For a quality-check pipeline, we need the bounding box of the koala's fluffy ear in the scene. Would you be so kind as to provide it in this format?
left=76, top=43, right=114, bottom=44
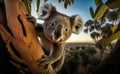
left=38, top=3, right=56, bottom=20
left=70, top=15, right=83, bottom=34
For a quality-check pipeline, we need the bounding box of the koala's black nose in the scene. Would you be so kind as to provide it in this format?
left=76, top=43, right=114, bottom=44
left=54, top=25, right=62, bottom=36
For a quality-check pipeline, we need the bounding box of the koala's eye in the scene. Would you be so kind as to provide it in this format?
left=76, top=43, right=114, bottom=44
left=75, top=25, right=79, bottom=29
left=65, top=28, right=68, bottom=32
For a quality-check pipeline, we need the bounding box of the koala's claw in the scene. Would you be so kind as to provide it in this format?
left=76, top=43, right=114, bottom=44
left=40, top=60, right=49, bottom=69
left=41, top=60, right=49, bottom=66
left=54, top=65, right=61, bottom=72
left=37, top=55, right=47, bottom=63
left=41, top=55, right=48, bottom=58
left=25, top=14, right=36, bottom=24
left=37, top=55, right=51, bottom=69
left=39, top=57, right=47, bottom=63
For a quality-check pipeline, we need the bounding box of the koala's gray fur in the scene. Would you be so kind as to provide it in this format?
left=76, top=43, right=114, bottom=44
left=28, top=3, right=83, bottom=72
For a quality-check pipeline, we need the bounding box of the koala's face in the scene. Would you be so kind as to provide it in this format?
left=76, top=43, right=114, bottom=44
left=38, top=3, right=83, bottom=43
left=44, top=14, right=72, bottom=43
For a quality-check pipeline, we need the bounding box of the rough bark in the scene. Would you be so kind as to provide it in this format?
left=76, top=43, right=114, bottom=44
left=0, top=0, right=55, bottom=74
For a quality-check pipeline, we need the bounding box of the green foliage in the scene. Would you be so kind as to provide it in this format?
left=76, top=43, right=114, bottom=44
left=75, top=46, right=80, bottom=50
left=111, top=23, right=119, bottom=33
left=84, top=17, right=113, bottom=57
left=81, top=45, right=86, bottom=50
left=105, top=0, right=120, bottom=9
left=89, top=0, right=108, bottom=20
left=106, top=9, right=120, bottom=22
left=23, top=0, right=74, bottom=14
left=90, top=32, right=100, bottom=40
left=89, top=7, right=95, bottom=18
left=104, top=31, right=120, bottom=45
left=63, top=45, right=102, bottom=74
left=84, top=28, right=88, bottom=33
left=94, top=4, right=108, bottom=20
left=104, top=10, right=120, bottom=45
left=88, top=0, right=120, bottom=46
left=90, top=0, right=120, bottom=20
left=89, top=57, right=101, bottom=65
left=95, top=0, right=102, bottom=7
left=64, top=0, right=74, bottom=9
left=86, top=47, right=96, bottom=56
left=89, top=26, right=94, bottom=32
left=85, top=20, right=94, bottom=27
left=65, top=55, right=73, bottom=62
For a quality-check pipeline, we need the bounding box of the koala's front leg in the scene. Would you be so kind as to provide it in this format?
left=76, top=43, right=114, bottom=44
left=26, top=14, right=44, bottom=36
left=53, top=52, right=65, bottom=72
left=39, top=43, right=64, bottom=69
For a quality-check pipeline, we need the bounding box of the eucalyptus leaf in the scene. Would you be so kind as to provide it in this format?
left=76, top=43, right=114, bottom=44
left=106, top=0, right=120, bottom=9
left=89, top=26, right=94, bottom=32
left=103, top=31, right=120, bottom=46
left=111, top=24, right=119, bottom=33
left=64, top=0, right=69, bottom=9
left=89, top=7, right=95, bottom=19
left=84, top=28, right=88, bottom=33
left=68, top=0, right=71, bottom=5
left=95, top=0, right=102, bottom=7
left=113, top=23, right=120, bottom=34
left=94, top=4, right=108, bottom=20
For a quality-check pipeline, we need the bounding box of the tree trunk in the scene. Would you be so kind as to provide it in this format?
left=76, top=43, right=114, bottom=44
left=91, top=39, right=120, bottom=74
left=0, top=0, right=55, bottom=74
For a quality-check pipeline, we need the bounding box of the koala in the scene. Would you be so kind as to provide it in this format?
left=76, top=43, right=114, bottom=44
left=27, top=3, right=83, bottom=72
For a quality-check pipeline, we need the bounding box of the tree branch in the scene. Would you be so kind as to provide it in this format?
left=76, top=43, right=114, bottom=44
left=0, top=0, right=55, bottom=74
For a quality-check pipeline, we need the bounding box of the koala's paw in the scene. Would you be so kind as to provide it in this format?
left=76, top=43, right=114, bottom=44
left=53, top=64, right=61, bottom=72
left=37, top=55, right=51, bottom=69
left=25, top=14, right=36, bottom=25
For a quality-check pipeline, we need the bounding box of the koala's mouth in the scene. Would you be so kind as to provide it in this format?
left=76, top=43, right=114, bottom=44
left=54, top=35, right=62, bottom=41
left=52, top=32, right=62, bottom=42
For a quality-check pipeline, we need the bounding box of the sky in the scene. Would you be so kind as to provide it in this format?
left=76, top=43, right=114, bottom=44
left=31, top=0, right=98, bottom=43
